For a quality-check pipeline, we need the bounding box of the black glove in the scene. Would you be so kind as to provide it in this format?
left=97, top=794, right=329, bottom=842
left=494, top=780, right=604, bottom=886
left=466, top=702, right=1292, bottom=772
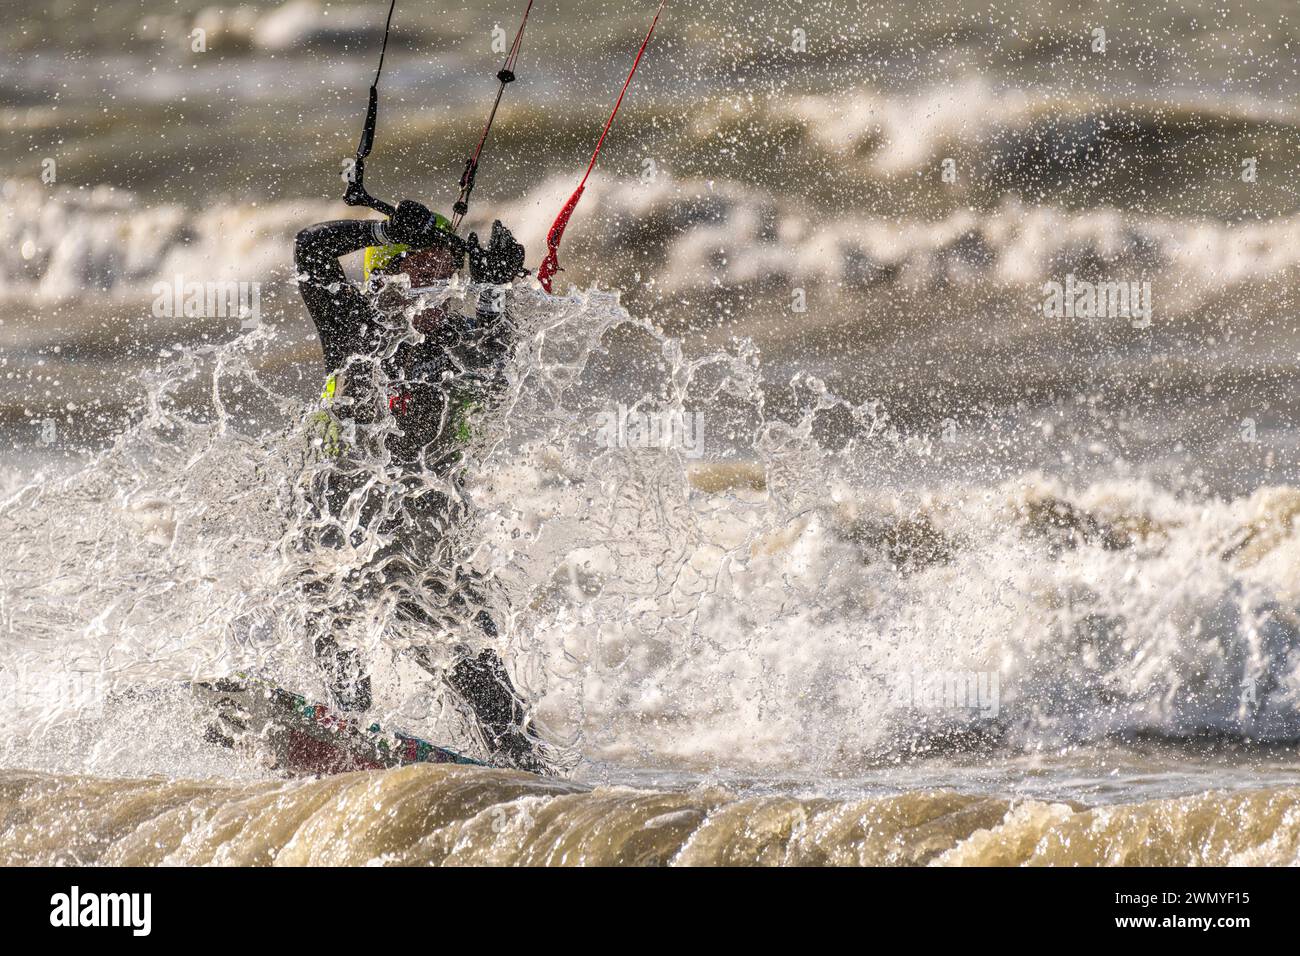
left=384, top=200, right=438, bottom=246
left=467, top=220, right=527, bottom=284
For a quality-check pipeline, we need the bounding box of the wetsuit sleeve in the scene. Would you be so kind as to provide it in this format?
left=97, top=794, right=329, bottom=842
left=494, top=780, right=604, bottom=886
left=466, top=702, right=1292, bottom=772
left=467, top=290, right=516, bottom=387
left=294, top=219, right=383, bottom=370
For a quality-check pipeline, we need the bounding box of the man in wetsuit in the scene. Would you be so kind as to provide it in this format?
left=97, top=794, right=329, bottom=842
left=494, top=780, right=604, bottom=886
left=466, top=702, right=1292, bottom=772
left=293, top=199, right=543, bottom=771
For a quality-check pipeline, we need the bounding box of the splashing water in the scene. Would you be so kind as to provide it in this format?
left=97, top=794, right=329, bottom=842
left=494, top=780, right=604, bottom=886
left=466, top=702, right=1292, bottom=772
left=3, top=282, right=1300, bottom=788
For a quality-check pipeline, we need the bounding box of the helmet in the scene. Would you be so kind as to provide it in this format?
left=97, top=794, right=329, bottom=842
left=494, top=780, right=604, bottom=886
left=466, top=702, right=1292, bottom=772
left=363, top=211, right=456, bottom=282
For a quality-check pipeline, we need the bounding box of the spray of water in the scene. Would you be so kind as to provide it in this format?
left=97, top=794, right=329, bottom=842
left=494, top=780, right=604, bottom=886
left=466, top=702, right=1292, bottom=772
left=3, top=282, right=1300, bottom=781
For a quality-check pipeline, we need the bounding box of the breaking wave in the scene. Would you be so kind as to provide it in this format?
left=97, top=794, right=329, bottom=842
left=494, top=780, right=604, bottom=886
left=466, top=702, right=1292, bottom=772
left=3, top=765, right=1300, bottom=866
left=6, top=177, right=1299, bottom=308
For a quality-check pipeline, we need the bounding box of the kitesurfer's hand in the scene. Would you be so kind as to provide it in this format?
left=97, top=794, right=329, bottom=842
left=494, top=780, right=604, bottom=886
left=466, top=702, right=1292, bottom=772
left=467, top=220, right=527, bottom=284
left=386, top=200, right=439, bottom=247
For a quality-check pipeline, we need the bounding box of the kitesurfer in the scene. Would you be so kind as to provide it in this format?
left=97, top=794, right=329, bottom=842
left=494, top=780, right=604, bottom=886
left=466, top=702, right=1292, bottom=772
left=293, top=201, right=543, bottom=773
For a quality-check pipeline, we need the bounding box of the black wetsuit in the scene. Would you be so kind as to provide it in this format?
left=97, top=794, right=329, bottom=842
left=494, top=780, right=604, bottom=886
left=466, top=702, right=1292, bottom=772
left=294, top=219, right=541, bottom=771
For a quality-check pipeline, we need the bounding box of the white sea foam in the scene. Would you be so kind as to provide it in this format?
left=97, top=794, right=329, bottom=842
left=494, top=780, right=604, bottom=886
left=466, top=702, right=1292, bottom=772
left=2, top=287, right=1297, bottom=781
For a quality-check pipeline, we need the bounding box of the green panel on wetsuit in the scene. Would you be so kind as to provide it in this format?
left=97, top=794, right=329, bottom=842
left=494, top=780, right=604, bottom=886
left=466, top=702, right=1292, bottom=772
left=452, top=395, right=479, bottom=444
left=310, top=373, right=344, bottom=458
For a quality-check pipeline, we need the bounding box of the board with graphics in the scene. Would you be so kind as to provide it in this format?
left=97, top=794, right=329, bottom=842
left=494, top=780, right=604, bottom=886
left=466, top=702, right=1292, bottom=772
left=192, top=675, right=485, bottom=776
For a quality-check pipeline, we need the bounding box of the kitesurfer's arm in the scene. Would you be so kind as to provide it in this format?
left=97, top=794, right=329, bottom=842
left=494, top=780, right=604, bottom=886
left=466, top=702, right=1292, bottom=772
left=465, top=220, right=526, bottom=375
left=294, top=219, right=383, bottom=368
left=295, top=202, right=449, bottom=368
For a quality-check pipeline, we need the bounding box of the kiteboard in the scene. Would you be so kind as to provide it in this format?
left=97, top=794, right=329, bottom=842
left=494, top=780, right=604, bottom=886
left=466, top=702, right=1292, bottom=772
left=192, top=675, right=485, bottom=777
